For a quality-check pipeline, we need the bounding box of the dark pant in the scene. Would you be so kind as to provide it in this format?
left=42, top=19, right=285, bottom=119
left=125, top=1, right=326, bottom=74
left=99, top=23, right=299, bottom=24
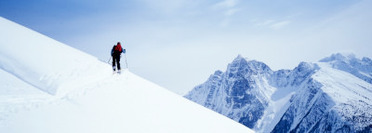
left=112, top=54, right=121, bottom=70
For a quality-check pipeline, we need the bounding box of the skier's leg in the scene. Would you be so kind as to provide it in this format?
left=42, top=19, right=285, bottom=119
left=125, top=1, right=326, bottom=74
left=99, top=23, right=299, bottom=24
left=117, top=55, right=121, bottom=70
left=112, top=56, right=116, bottom=71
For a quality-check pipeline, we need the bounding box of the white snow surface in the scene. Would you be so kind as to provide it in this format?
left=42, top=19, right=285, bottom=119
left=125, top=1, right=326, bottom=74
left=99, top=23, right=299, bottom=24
left=314, top=63, right=372, bottom=105
left=0, top=17, right=253, bottom=133
left=0, top=17, right=110, bottom=96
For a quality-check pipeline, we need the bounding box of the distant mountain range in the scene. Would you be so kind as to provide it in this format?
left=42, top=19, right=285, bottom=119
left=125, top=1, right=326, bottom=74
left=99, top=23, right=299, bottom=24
left=185, top=53, right=372, bottom=132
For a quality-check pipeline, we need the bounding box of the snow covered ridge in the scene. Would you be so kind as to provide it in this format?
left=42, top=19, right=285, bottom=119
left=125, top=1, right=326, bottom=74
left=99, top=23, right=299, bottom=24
left=319, top=53, right=372, bottom=84
left=0, top=17, right=111, bottom=96
left=185, top=54, right=372, bottom=132
left=0, top=17, right=254, bottom=132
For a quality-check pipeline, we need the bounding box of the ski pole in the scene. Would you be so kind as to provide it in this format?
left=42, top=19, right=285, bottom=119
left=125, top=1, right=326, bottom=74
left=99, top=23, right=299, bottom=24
left=124, top=54, right=129, bottom=69
left=107, top=56, right=112, bottom=64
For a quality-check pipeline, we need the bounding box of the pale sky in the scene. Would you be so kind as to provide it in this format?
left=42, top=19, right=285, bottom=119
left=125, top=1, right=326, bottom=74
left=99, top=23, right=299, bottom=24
left=1, top=0, right=372, bottom=95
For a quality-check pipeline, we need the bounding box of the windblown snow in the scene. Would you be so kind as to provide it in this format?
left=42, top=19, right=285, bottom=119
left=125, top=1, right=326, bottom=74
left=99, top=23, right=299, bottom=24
left=0, top=17, right=253, bottom=133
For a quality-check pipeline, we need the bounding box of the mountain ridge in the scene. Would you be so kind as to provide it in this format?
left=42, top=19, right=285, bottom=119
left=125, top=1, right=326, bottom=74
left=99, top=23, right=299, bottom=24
left=185, top=53, right=372, bottom=132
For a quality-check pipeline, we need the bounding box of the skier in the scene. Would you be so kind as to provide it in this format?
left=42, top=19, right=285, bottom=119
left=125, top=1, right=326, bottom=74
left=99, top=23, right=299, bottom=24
left=111, top=42, right=126, bottom=73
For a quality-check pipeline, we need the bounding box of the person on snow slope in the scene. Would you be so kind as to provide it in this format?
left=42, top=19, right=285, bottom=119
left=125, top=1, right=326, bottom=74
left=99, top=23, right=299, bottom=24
left=111, top=42, right=126, bottom=72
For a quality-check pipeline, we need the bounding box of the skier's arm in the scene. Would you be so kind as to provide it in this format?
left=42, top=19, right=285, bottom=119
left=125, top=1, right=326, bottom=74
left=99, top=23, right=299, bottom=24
left=122, top=48, right=126, bottom=54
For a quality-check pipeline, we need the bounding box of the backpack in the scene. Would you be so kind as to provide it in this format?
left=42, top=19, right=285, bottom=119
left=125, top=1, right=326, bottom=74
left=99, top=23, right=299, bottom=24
left=115, top=44, right=122, bottom=53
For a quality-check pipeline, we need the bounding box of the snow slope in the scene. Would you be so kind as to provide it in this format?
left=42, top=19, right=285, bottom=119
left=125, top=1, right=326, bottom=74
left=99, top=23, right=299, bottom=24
left=0, top=68, right=53, bottom=126
left=0, top=17, right=253, bottom=133
left=0, top=17, right=111, bottom=96
left=2, top=71, right=253, bottom=133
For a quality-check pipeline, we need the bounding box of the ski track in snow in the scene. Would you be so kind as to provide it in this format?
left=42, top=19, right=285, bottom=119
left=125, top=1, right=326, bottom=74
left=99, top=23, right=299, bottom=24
left=0, top=69, right=54, bottom=126
left=0, top=69, right=253, bottom=133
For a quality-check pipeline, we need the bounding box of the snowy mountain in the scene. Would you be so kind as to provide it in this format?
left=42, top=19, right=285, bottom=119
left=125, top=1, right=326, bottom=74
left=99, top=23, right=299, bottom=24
left=185, top=55, right=273, bottom=128
left=185, top=54, right=372, bottom=132
left=0, top=17, right=253, bottom=133
left=319, top=53, right=372, bottom=84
